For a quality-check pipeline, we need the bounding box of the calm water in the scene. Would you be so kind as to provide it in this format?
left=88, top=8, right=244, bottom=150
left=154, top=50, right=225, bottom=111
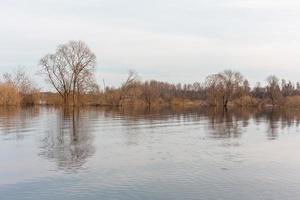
left=1, top=107, right=300, bottom=200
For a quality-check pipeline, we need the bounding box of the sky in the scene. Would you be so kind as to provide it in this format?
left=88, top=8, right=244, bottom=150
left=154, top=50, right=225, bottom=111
left=1, top=0, right=300, bottom=90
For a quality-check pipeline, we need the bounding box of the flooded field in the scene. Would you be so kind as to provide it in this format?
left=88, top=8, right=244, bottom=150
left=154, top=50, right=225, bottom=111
left=1, top=107, right=300, bottom=200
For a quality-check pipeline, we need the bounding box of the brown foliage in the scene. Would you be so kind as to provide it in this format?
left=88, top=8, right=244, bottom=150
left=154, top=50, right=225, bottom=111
left=233, top=96, right=261, bottom=107
left=1, top=68, right=40, bottom=106
left=0, top=83, right=21, bottom=106
left=284, top=96, right=300, bottom=108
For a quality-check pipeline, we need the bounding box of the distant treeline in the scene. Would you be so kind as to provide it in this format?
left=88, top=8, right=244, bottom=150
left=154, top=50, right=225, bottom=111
left=1, top=40, right=300, bottom=108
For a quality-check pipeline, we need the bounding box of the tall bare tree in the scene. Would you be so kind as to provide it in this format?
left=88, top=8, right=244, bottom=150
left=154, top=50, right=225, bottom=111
left=39, top=41, right=96, bottom=105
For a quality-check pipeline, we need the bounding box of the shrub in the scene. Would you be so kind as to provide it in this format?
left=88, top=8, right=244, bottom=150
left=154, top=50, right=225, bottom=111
left=233, top=96, right=260, bottom=107
left=284, top=96, right=300, bottom=108
left=0, top=83, right=21, bottom=106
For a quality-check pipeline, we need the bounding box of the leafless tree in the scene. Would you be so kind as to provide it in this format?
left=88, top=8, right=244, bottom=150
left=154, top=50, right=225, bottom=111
left=205, top=74, right=223, bottom=106
left=39, top=40, right=96, bottom=105
left=122, top=70, right=139, bottom=88
left=142, top=81, right=160, bottom=108
left=205, top=70, right=244, bottom=107
left=281, top=79, right=294, bottom=97
left=2, top=68, right=35, bottom=95
left=266, top=75, right=282, bottom=106
left=119, top=70, right=140, bottom=104
left=218, top=70, right=244, bottom=108
left=1, top=68, right=39, bottom=105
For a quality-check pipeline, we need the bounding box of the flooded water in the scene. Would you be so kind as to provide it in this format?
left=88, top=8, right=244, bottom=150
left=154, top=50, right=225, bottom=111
left=1, top=107, right=300, bottom=200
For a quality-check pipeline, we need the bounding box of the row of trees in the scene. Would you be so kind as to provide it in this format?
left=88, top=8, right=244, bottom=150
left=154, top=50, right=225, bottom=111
left=102, top=70, right=300, bottom=108
left=2, top=40, right=300, bottom=108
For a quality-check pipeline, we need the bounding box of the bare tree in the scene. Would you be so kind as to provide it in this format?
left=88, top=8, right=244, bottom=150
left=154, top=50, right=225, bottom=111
left=122, top=70, right=139, bottom=88
left=3, top=68, right=35, bottom=95
left=281, top=79, right=294, bottom=97
left=205, top=74, right=223, bottom=106
left=39, top=41, right=96, bottom=105
left=120, top=70, right=139, bottom=102
left=1, top=68, right=39, bottom=105
left=142, top=81, right=160, bottom=108
left=205, top=70, right=244, bottom=107
left=241, top=79, right=251, bottom=96
left=218, top=70, right=244, bottom=108
left=266, top=75, right=282, bottom=106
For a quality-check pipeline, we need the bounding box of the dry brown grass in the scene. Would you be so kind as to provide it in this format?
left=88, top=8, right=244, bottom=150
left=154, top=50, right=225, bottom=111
left=233, top=96, right=261, bottom=107
left=171, top=98, right=205, bottom=107
left=21, top=90, right=41, bottom=105
left=0, top=83, right=21, bottom=106
left=284, top=96, right=300, bottom=108
left=40, top=92, right=63, bottom=105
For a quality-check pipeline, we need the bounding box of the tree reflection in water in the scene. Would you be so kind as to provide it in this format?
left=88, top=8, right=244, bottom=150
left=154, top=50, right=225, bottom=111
left=2, top=106, right=299, bottom=172
left=0, top=106, right=39, bottom=139
left=105, top=106, right=300, bottom=140
left=39, top=108, right=95, bottom=171
left=256, top=108, right=300, bottom=139
left=205, top=107, right=300, bottom=139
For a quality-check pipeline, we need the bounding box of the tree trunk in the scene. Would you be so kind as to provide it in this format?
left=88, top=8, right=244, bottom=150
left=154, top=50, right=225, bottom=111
left=72, top=81, right=76, bottom=107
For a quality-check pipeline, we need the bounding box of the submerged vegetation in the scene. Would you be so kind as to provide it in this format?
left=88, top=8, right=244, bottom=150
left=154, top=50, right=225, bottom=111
left=2, top=40, right=300, bottom=109
left=0, top=69, right=40, bottom=106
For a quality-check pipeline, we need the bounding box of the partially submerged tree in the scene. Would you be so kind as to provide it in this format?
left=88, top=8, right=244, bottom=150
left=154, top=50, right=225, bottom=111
left=39, top=41, right=97, bottom=105
left=205, top=70, right=245, bottom=108
left=218, top=70, right=244, bottom=108
left=205, top=74, right=223, bottom=106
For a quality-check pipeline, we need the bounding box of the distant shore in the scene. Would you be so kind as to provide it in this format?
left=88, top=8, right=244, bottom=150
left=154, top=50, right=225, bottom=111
left=2, top=41, right=300, bottom=109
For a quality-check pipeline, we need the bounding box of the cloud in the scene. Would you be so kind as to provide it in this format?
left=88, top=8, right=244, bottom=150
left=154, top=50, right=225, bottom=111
left=1, top=0, right=300, bottom=88
left=222, top=0, right=300, bottom=9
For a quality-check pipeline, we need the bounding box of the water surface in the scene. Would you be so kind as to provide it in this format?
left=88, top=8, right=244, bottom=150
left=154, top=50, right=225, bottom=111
left=1, top=107, right=300, bottom=200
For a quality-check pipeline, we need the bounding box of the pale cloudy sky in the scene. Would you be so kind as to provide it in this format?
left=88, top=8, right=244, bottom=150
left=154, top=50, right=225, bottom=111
left=1, top=0, right=300, bottom=89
